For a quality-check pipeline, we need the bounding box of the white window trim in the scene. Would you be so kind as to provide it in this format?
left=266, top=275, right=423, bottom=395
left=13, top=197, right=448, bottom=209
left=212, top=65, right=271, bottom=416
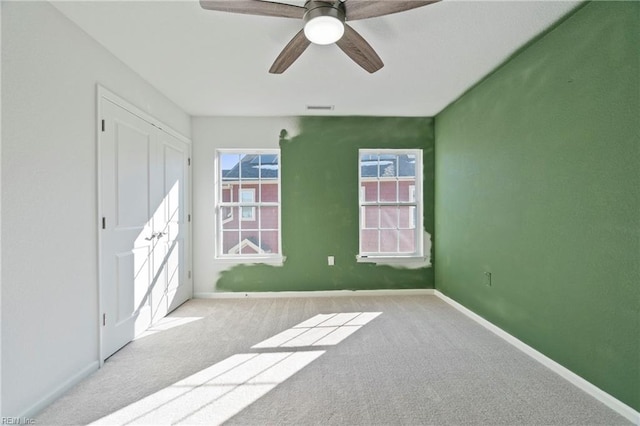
left=409, top=184, right=416, bottom=230
left=215, top=149, right=283, bottom=264
left=358, top=149, right=424, bottom=264
left=355, top=255, right=428, bottom=264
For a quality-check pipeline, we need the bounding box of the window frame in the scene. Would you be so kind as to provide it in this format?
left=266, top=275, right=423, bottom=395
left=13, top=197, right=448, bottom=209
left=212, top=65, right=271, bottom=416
left=215, top=149, right=283, bottom=264
left=357, top=149, right=424, bottom=263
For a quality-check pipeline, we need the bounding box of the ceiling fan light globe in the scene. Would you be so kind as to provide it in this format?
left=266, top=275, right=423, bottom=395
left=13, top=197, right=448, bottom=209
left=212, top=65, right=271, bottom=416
left=304, top=16, right=344, bottom=45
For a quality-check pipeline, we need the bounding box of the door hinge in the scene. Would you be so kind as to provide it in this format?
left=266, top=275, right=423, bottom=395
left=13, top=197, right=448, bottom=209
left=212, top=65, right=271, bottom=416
left=102, top=313, right=106, bottom=326
left=188, top=158, right=191, bottom=166
left=188, top=271, right=192, bottom=279
left=101, top=119, right=105, bottom=132
left=188, top=214, right=191, bottom=222
left=102, top=217, right=106, bottom=229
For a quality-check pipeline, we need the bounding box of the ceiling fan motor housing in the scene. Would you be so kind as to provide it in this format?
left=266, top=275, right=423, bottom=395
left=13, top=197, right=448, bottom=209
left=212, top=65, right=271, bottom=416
left=303, top=1, right=346, bottom=44
left=304, top=1, right=346, bottom=21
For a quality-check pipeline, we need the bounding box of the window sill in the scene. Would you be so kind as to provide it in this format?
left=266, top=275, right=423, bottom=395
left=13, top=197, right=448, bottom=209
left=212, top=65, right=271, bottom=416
left=356, top=255, right=430, bottom=267
left=214, top=256, right=286, bottom=267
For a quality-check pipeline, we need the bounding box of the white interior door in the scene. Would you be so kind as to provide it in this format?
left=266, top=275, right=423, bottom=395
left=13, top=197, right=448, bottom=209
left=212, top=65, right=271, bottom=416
left=150, top=131, right=191, bottom=323
left=160, top=132, right=191, bottom=313
left=100, top=98, right=191, bottom=360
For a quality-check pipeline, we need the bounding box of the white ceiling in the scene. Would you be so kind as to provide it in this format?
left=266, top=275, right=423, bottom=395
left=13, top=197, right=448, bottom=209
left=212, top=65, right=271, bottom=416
left=52, top=0, right=581, bottom=117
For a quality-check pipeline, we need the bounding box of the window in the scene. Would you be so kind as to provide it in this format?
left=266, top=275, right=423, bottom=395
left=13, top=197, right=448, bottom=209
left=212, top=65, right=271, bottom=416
left=358, top=149, right=423, bottom=260
left=216, top=150, right=282, bottom=261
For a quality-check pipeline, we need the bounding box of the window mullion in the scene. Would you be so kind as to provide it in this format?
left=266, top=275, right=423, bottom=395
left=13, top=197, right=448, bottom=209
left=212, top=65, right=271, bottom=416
left=361, top=202, right=416, bottom=206
left=377, top=198, right=381, bottom=255
left=395, top=173, right=399, bottom=254
left=396, top=205, right=400, bottom=254
left=258, top=156, right=262, bottom=252
left=237, top=211, right=242, bottom=255
left=220, top=202, right=277, bottom=206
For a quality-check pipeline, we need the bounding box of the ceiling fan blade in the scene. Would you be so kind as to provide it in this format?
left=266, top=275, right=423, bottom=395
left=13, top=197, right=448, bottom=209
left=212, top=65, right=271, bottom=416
left=269, top=29, right=311, bottom=74
left=344, top=0, right=440, bottom=21
left=199, top=0, right=305, bottom=19
left=335, top=24, right=384, bottom=73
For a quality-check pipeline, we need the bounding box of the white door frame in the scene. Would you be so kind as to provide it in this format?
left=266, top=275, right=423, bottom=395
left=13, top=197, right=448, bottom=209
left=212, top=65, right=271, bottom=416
left=96, top=85, right=192, bottom=365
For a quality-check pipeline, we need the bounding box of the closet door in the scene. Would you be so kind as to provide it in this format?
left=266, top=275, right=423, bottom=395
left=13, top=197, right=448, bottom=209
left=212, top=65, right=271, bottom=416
left=150, top=131, right=191, bottom=323
left=100, top=99, right=158, bottom=358
left=100, top=98, right=191, bottom=360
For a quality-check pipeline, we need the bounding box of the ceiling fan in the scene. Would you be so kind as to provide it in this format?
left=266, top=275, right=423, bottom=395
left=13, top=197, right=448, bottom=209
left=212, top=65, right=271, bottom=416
left=199, top=0, right=440, bottom=74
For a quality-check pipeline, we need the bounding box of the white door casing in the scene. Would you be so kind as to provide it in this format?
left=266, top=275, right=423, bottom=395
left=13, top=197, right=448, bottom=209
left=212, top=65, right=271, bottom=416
left=99, top=94, right=191, bottom=360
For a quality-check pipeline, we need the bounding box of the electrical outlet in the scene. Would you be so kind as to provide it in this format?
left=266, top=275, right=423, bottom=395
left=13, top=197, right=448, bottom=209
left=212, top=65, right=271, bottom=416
left=484, top=272, right=492, bottom=286
left=328, top=256, right=335, bottom=266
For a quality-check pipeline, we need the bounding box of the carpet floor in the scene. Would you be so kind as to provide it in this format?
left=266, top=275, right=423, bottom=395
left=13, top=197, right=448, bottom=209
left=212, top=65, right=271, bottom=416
left=36, top=295, right=631, bottom=425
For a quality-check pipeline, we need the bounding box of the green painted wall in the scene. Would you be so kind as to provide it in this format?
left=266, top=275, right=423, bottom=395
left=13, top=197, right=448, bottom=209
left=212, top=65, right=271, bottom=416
left=435, top=1, right=639, bottom=411
left=217, top=116, right=435, bottom=292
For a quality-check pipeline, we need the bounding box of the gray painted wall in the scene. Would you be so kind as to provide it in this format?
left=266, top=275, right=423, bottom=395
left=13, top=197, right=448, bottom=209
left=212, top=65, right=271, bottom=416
left=1, top=2, right=189, bottom=416
left=191, top=116, right=299, bottom=294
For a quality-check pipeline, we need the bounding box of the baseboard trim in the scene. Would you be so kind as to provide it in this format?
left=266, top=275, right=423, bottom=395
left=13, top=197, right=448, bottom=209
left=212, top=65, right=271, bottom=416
left=17, top=361, right=99, bottom=419
left=195, top=288, right=435, bottom=299
left=434, top=290, right=640, bottom=425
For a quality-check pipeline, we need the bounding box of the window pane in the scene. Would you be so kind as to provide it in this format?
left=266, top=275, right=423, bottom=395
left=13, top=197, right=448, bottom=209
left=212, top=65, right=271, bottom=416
left=379, top=181, right=398, bottom=202
left=240, top=188, right=255, bottom=203
left=260, top=182, right=279, bottom=203
left=240, top=231, right=261, bottom=254
left=221, top=185, right=232, bottom=202
left=258, top=154, right=279, bottom=180
left=360, top=182, right=378, bottom=202
left=363, top=206, right=379, bottom=229
left=399, top=154, right=416, bottom=177
left=222, top=231, right=240, bottom=254
left=360, top=154, right=379, bottom=179
left=378, top=155, right=398, bottom=178
left=238, top=154, right=254, bottom=182
left=260, top=206, right=279, bottom=230
left=260, top=231, right=279, bottom=254
left=240, top=207, right=256, bottom=224
left=380, top=230, right=398, bottom=252
left=398, top=229, right=416, bottom=253
left=398, top=206, right=415, bottom=229
left=361, top=229, right=379, bottom=253
left=380, top=206, right=398, bottom=229
left=399, top=182, right=416, bottom=202
left=222, top=206, right=238, bottom=229
left=221, top=154, right=241, bottom=182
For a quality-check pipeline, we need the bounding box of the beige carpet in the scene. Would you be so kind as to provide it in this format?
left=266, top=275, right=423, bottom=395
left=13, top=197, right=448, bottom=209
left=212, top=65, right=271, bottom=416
left=36, top=295, right=630, bottom=425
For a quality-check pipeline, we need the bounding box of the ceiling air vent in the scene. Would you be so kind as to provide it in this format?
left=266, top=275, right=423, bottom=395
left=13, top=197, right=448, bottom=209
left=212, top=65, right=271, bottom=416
left=306, top=105, right=335, bottom=111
